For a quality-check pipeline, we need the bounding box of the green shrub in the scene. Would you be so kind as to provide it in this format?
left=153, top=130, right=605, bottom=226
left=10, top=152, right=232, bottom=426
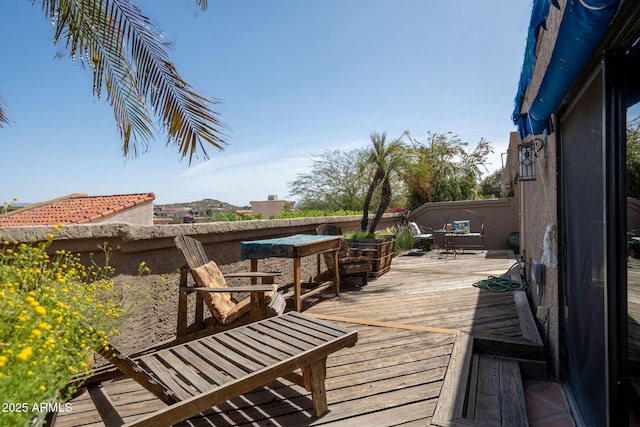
left=218, top=212, right=264, bottom=221
left=391, top=227, right=416, bottom=255
left=270, top=209, right=361, bottom=219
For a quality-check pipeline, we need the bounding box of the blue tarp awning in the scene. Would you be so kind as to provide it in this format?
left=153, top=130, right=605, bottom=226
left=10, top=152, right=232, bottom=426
left=513, top=0, right=621, bottom=140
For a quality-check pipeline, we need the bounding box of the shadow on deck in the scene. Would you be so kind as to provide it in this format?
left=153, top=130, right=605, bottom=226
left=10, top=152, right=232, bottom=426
left=56, top=249, right=545, bottom=426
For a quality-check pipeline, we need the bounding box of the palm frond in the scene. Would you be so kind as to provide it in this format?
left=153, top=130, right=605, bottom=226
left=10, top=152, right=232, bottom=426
left=0, top=95, right=9, bottom=128
left=40, top=0, right=225, bottom=163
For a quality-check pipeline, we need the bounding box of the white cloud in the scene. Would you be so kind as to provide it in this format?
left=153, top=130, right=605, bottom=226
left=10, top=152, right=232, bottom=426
left=173, top=135, right=372, bottom=205
left=175, top=147, right=311, bottom=205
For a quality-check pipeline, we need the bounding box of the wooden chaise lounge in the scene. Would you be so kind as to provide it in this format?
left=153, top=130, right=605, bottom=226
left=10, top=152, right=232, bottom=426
left=88, top=312, right=357, bottom=426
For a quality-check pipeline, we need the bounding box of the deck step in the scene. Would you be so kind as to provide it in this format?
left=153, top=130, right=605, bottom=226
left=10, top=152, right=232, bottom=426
left=432, top=333, right=529, bottom=427
left=465, top=354, right=528, bottom=426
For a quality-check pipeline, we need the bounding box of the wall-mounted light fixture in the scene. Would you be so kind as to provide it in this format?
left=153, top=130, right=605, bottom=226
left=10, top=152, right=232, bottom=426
left=518, top=142, right=536, bottom=181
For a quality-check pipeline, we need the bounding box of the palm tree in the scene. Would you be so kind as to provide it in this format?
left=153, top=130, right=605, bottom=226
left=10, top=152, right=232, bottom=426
left=360, top=131, right=408, bottom=234
left=0, top=0, right=224, bottom=164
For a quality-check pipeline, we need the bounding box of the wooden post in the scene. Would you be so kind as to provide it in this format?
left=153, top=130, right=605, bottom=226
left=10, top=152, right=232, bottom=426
left=249, top=291, right=266, bottom=322
left=306, top=358, right=328, bottom=417
left=331, top=249, right=340, bottom=296
left=195, top=292, right=204, bottom=331
left=293, top=257, right=302, bottom=311
left=177, top=267, right=189, bottom=337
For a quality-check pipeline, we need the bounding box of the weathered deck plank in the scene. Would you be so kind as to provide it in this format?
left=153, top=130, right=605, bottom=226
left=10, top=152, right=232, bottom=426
left=56, top=250, right=537, bottom=427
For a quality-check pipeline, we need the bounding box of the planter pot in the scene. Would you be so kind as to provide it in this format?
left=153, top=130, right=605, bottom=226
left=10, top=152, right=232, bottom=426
left=507, top=232, right=520, bottom=254
left=347, top=235, right=396, bottom=277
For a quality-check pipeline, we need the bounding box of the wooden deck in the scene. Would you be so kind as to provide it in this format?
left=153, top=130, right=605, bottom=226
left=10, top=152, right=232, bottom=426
left=55, top=249, right=543, bottom=426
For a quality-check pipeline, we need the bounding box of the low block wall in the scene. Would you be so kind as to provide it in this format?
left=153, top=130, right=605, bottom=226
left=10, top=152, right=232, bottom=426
left=407, top=198, right=519, bottom=250
left=0, top=214, right=402, bottom=276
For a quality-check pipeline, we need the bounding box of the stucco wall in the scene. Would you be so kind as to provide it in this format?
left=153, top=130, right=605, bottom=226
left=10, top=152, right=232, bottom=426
left=407, top=198, right=519, bottom=250
left=0, top=214, right=402, bottom=276
left=515, top=3, right=564, bottom=379
left=502, top=132, right=522, bottom=198
left=519, top=132, right=560, bottom=378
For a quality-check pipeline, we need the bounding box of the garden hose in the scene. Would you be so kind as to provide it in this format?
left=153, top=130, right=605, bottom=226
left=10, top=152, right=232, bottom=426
left=473, top=261, right=527, bottom=292
left=473, top=276, right=526, bottom=292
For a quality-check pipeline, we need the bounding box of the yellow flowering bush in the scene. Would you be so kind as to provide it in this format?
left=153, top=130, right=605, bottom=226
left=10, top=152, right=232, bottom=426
left=0, top=234, right=124, bottom=426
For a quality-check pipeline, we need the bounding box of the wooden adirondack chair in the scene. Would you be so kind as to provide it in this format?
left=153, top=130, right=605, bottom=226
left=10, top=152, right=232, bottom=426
left=315, top=224, right=371, bottom=286
left=174, top=235, right=286, bottom=338
left=84, top=312, right=358, bottom=426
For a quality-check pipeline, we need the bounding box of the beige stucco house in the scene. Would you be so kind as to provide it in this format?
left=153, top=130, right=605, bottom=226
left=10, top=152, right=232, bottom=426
left=249, top=195, right=295, bottom=218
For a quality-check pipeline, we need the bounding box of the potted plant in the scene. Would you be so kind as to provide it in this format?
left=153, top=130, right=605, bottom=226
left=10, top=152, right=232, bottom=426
left=349, top=131, right=407, bottom=276
left=346, top=232, right=396, bottom=277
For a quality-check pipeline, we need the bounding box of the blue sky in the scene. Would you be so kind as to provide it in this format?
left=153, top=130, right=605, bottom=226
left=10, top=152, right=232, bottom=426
left=0, top=1, right=531, bottom=207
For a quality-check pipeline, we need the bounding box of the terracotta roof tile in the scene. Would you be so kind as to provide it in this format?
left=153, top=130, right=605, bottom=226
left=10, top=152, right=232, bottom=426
left=0, top=193, right=155, bottom=226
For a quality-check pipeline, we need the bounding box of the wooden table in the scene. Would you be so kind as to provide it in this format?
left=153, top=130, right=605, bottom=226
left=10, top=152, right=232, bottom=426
left=241, top=234, right=341, bottom=311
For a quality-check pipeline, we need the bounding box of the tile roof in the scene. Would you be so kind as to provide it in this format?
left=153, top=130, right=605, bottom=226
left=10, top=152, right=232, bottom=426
left=0, top=193, right=155, bottom=226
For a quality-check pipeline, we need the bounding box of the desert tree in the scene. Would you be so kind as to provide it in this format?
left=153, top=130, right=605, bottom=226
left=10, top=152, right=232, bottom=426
left=288, top=149, right=371, bottom=211
left=405, top=132, right=493, bottom=209
left=480, top=168, right=504, bottom=199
